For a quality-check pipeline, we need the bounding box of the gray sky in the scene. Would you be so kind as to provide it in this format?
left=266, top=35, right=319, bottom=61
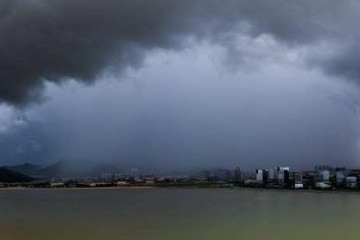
left=1, top=0, right=360, bottom=170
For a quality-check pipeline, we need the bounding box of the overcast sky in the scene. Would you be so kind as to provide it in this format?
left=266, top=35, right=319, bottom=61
left=1, top=0, right=360, bottom=170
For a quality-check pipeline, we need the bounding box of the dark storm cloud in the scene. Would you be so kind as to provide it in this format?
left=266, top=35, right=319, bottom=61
left=0, top=0, right=222, bottom=104
left=1, top=0, right=360, bottom=105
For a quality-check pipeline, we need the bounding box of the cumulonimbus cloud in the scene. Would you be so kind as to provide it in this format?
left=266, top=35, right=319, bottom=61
left=0, top=0, right=359, bottom=105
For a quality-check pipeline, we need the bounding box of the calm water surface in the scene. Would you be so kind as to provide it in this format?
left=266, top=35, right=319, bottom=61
left=0, top=188, right=359, bottom=240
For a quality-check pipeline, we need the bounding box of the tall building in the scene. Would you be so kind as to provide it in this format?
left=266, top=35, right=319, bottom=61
left=268, top=169, right=275, bottom=181
left=314, top=170, right=330, bottom=183
left=256, top=169, right=263, bottom=183
left=336, top=171, right=346, bottom=187
left=321, top=170, right=330, bottom=182
left=277, top=166, right=290, bottom=172
left=293, top=172, right=303, bottom=183
left=277, top=166, right=290, bottom=184
left=284, top=170, right=290, bottom=185
left=263, top=170, right=269, bottom=184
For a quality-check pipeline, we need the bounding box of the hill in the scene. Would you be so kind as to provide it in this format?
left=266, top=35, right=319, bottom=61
left=0, top=167, right=35, bottom=183
left=3, top=160, right=127, bottom=178
left=3, top=163, right=40, bottom=176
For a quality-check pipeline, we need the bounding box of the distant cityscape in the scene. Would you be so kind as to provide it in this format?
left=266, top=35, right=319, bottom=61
left=243, top=165, right=355, bottom=190
left=1, top=162, right=360, bottom=192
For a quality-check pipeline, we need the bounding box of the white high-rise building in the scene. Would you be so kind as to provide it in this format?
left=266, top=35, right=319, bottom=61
left=268, top=169, right=275, bottom=180
left=321, top=170, right=330, bottom=182
left=277, top=166, right=290, bottom=183
left=256, top=169, right=263, bottom=183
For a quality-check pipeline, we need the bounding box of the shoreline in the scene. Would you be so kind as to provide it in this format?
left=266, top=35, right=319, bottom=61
left=2, top=185, right=360, bottom=194
left=0, top=186, right=156, bottom=191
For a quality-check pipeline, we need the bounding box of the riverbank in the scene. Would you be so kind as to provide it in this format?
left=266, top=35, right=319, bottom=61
left=2, top=185, right=360, bottom=195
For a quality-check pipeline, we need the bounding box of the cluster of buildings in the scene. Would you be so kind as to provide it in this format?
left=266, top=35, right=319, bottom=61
left=243, top=165, right=360, bottom=190
left=311, top=165, right=360, bottom=189
left=18, top=167, right=243, bottom=188
left=4, top=164, right=360, bottom=191
left=253, top=166, right=292, bottom=187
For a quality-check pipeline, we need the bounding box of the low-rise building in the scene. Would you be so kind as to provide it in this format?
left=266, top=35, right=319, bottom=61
left=345, top=176, right=357, bottom=188
left=293, top=172, right=303, bottom=189
left=116, top=181, right=128, bottom=186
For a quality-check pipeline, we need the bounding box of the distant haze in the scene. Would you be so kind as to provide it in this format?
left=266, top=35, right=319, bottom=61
left=1, top=1, right=360, bottom=171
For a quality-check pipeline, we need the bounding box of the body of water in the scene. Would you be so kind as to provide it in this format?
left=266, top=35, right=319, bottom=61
left=0, top=188, right=359, bottom=240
